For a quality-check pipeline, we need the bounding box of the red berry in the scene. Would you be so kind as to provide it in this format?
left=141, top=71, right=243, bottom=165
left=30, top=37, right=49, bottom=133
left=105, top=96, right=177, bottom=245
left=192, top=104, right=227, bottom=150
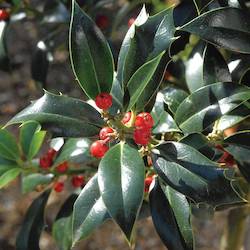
left=128, top=18, right=135, bottom=27
left=0, top=9, right=9, bottom=21
left=144, top=176, right=153, bottom=193
left=96, top=15, right=109, bottom=29
left=95, top=93, right=112, bottom=110
left=121, top=112, right=132, bottom=124
left=47, top=148, right=57, bottom=159
left=71, top=175, right=85, bottom=188
left=54, top=181, right=64, bottom=193
left=133, top=128, right=151, bottom=146
left=90, top=140, right=109, bottom=158
left=56, top=161, right=68, bottom=173
left=218, top=151, right=235, bottom=167
left=135, top=112, right=154, bottom=129
left=39, top=156, right=52, bottom=169
left=99, top=127, right=114, bottom=141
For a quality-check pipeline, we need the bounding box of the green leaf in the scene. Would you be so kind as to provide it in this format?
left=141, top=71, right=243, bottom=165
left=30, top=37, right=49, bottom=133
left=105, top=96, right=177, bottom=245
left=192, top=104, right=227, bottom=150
left=53, top=216, right=72, bottom=250
left=151, top=92, right=180, bottom=134
left=127, top=52, right=165, bottom=111
left=72, top=174, right=109, bottom=244
left=217, top=101, right=250, bottom=131
left=0, top=157, right=18, bottom=175
left=180, top=7, right=250, bottom=54
left=175, top=82, right=250, bottom=133
left=16, top=190, right=51, bottom=250
left=0, top=128, right=20, bottom=161
left=54, top=138, right=92, bottom=165
left=185, top=41, right=231, bottom=92
left=152, top=142, right=244, bottom=206
left=161, top=87, right=189, bottom=115
left=149, top=178, right=192, bottom=250
left=20, top=121, right=46, bottom=160
left=69, top=0, right=114, bottom=99
left=7, top=91, right=104, bottom=138
left=192, top=0, right=214, bottom=14
left=0, top=168, right=21, bottom=189
left=98, top=142, right=145, bottom=242
left=22, top=173, right=54, bottom=193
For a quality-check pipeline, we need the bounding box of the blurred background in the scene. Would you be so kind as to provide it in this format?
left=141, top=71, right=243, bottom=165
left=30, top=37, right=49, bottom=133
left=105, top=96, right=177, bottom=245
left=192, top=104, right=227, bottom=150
left=0, top=0, right=250, bottom=249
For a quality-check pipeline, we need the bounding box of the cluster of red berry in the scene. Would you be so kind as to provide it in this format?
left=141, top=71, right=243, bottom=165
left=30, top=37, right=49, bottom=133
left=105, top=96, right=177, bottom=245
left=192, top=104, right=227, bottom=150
left=39, top=148, right=84, bottom=192
left=0, top=9, right=9, bottom=21
left=90, top=92, right=154, bottom=158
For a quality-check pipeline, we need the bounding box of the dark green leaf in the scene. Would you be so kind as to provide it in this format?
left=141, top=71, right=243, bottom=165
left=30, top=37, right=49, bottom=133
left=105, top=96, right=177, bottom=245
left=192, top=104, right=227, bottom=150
left=7, top=91, right=104, bottom=138
left=72, top=174, right=109, bottom=244
left=69, top=0, right=114, bottom=99
left=54, top=138, right=92, bottom=165
left=98, top=142, right=144, bottom=242
left=127, top=52, right=165, bottom=111
left=180, top=7, right=250, bottom=54
left=0, top=157, right=18, bottom=175
left=0, top=129, right=20, bottom=161
left=149, top=178, right=192, bottom=250
left=56, top=194, right=78, bottom=220
left=16, top=189, right=51, bottom=250
left=185, top=41, right=231, bottom=92
left=161, top=87, right=189, bottom=115
left=0, top=22, right=9, bottom=71
left=0, top=168, right=21, bottom=189
left=20, top=121, right=46, bottom=161
left=22, top=173, right=53, bottom=193
left=175, top=82, right=250, bottom=133
left=152, top=142, right=244, bottom=206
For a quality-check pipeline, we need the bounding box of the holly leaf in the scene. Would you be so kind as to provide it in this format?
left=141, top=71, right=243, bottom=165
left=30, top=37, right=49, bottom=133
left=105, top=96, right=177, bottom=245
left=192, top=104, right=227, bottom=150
left=98, top=142, right=144, bottom=243
left=149, top=178, right=193, bottom=250
left=16, top=190, right=51, bottom=250
left=152, top=142, right=245, bottom=206
left=180, top=7, right=250, bottom=54
left=175, top=82, right=250, bottom=133
left=7, top=91, right=104, bottom=138
left=69, top=0, right=114, bottom=99
left=20, top=121, right=46, bottom=161
left=72, top=174, right=109, bottom=245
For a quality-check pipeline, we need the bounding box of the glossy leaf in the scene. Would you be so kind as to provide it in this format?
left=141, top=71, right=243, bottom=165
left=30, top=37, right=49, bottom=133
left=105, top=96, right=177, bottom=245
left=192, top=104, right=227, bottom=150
left=192, top=0, right=216, bottom=13
left=22, top=173, right=53, bottom=193
left=161, top=87, right=188, bottom=115
left=20, top=121, right=46, bottom=161
left=0, top=21, right=9, bottom=71
left=69, top=0, right=114, bottom=99
left=152, top=142, right=244, bottom=206
left=149, top=178, right=192, bottom=250
left=185, top=42, right=231, bottom=92
left=175, top=82, right=250, bottom=133
left=151, top=92, right=180, bottom=134
left=16, top=190, right=51, bottom=250
left=72, top=174, right=109, bottom=244
left=0, top=157, right=18, bottom=175
left=56, top=194, right=78, bottom=220
left=0, top=168, right=22, bottom=189
left=54, top=138, right=92, bottom=165
left=7, top=91, right=104, bottom=138
left=0, top=129, right=20, bottom=161
left=127, top=52, right=165, bottom=111
left=98, top=142, right=144, bottom=242
left=180, top=7, right=250, bottom=54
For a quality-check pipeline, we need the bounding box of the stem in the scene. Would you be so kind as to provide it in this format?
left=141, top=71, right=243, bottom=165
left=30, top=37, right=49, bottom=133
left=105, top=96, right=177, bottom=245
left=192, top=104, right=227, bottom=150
left=220, top=206, right=249, bottom=250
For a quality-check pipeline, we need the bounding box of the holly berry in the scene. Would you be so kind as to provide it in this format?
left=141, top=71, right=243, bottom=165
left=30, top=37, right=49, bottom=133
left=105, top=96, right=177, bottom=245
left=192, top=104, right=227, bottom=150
left=90, top=140, right=109, bottom=158
left=218, top=151, right=235, bottom=166
left=39, top=156, right=52, bottom=169
left=95, top=93, right=112, bottom=110
left=47, top=148, right=57, bottom=159
left=71, top=175, right=85, bottom=188
left=56, top=161, right=68, bottom=173
left=128, top=18, right=135, bottom=27
left=144, top=176, right=153, bottom=193
left=53, top=181, right=64, bottom=193
left=135, top=112, right=154, bottom=129
left=0, top=9, right=9, bottom=21
left=96, top=15, right=109, bottom=29
left=99, top=127, right=114, bottom=141
left=121, top=112, right=132, bottom=124
left=133, top=128, right=151, bottom=146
